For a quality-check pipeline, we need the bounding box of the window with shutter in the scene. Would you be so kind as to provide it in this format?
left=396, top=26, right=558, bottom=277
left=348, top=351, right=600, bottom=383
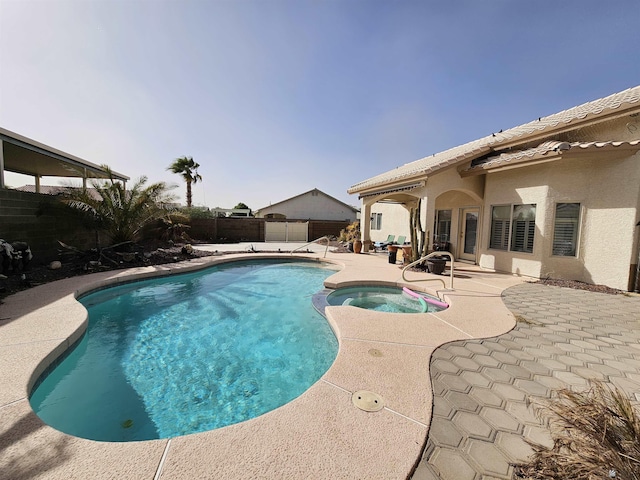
left=526, top=221, right=535, bottom=252
left=510, top=204, right=536, bottom=253
left=553, top=203, right=580, bottom=256
left=489, top=204, right=536, bottom=253
left=490, top=206, right=510, bottom=250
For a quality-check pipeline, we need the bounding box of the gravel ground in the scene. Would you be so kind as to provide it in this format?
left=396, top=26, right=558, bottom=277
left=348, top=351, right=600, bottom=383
left=1, top=244, right=626, bottom=301
left=536, top=277, right=625, bottom=295
left=0, top=240, right=352, bottom=302
left=0, top=242, right=214, bottom=301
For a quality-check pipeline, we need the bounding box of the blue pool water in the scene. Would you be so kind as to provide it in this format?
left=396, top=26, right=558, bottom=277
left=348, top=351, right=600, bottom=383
left=29, top=260, right=339, bottom=442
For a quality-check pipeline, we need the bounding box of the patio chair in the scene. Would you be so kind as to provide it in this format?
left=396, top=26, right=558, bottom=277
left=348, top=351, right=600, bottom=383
left=396, top=235, right=407, bottom=245
left=374, top=235, right=395, bottom=250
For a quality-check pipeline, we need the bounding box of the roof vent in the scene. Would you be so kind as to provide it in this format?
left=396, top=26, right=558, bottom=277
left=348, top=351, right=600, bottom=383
left=554, top=142, right=571, bottom=152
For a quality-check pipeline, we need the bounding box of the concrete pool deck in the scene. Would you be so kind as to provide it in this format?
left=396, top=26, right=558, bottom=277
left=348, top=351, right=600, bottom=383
left=0, top=246, right=524, bottom=479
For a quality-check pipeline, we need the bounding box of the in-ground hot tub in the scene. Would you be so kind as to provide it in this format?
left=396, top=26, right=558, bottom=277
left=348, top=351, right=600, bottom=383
left=321, top=285, right=448, bottom=314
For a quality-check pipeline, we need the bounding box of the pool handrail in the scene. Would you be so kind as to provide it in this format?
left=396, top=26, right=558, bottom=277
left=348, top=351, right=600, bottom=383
left=290, top=236, right=331, bottom=258
left=402, top=251, right=455, bottom=290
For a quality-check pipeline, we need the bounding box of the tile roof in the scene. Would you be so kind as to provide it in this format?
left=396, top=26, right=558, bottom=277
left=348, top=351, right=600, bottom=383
left=256, top=188, right=359, bottom=213
left=462, top=140, right=640, bottom=174
left=348, top=85, right=640, bottom=194
left=15, top=185, right=104, bottom=200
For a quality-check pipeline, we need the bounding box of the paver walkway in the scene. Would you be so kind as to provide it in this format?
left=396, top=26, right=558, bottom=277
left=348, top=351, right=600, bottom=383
left=413, top=282, right=640, bottom=480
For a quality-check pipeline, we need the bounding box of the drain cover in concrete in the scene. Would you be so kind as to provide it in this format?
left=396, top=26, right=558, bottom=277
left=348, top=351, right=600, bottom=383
left=352, top=390, right=384, bottom=412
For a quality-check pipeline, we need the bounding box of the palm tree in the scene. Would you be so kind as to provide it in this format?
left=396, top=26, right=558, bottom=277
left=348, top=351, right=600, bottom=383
left=65, top=166, right=177, bottom=245
left=167, top=156, right=202, bottom=208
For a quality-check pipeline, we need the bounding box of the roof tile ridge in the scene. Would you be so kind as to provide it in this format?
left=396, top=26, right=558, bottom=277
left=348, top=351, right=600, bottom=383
left=493, top=85, right=640, bottom=142
left=349, top=86, right=640, bottom=193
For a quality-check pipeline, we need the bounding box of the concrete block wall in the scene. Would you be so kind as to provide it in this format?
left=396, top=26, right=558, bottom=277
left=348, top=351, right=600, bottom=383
left=308, top=220, right=350, bottom=240
left=188, top=218, right=218, bottom=241
left=189, top=218, right=266, bottom=242
left=0, top=189, right=95, bottom=265
left=188, top=218, right=349, bottom=243
left=216, top=217, right=265, bottom=242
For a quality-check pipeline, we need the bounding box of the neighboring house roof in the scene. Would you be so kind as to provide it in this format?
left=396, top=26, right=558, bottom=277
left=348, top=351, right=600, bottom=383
left=348, top=85, right=640, bottom=194
left=15, top=184, right=103, bottom=201
left=256, top=188, right=359, bottom=214
left=15, top=184, right=183, bottom=207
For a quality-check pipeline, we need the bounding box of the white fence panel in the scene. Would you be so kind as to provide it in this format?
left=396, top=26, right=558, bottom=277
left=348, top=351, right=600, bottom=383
left=265, top=222, right=287, bottom=242
left=264, top=222, right=308, bottom=242
left=287, top=222, right=308, bottom=242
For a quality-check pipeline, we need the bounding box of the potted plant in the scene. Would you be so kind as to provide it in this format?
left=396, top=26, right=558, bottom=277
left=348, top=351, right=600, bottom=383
left=353, top=236, right=363, bottom=254
left=339, top=221, right=361, bottom=253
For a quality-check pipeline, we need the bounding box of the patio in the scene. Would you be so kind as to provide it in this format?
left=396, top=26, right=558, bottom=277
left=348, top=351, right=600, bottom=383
left=2, top=246, right=637, bottom=479
left=414, top=282, right=640, bottom=479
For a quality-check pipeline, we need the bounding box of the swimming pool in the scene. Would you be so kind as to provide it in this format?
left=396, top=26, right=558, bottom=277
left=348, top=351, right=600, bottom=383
left=29, top=260, right=339, bottom=442
left=325, top=286, right=447, bottom=313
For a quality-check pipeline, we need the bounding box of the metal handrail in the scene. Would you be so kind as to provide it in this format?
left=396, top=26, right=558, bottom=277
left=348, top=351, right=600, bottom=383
left=402, top=251, right=455, bottom=289
left=290, top=236, right=331, bottom=258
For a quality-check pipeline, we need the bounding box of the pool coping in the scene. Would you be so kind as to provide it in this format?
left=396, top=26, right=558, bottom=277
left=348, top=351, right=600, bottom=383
left=0, top=251, right=524, bottom=479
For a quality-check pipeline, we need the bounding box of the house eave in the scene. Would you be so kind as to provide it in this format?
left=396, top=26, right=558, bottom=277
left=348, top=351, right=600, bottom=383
left=491, top=106, right=640, bottom=151
left=357, top=181, right=426, bottom=200
left=349, top=85, right=640, bottom=194
left=460, top=140, right=640, bottom=177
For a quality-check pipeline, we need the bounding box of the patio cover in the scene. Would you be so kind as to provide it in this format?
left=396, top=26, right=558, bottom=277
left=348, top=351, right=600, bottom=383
left=0, top=127, right=129, bottom=190
left=357, top=181, right=425, bottom=200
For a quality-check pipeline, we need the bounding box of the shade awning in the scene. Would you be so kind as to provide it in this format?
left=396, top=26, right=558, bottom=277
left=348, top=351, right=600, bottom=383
left=358, top=181, right=425, bottom=199
left=0, top=127, right=129, bottom=182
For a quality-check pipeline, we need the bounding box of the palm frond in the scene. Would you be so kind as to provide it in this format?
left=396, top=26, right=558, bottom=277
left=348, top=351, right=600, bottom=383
left=63, top=167, right=177, bottom=245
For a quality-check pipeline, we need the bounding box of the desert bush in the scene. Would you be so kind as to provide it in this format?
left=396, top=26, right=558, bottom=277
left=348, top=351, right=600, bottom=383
left=185, top=206, right=214, bottom=219
left=338, top=220, right=360, bottom=242
left=514, top=381, right=640, bottom=480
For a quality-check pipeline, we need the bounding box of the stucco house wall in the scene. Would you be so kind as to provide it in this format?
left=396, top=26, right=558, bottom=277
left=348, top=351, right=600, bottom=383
left=348, top=86, right=640, bottom=291
left=369, top=202, right=411, bottom=243
left=477, top=152, right=640, bottom=290
left=256, top=189, right=358, bottom=222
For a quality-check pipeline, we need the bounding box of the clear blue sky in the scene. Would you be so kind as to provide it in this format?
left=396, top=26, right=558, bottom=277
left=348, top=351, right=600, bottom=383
left=1, top=0, right=639, bottom=209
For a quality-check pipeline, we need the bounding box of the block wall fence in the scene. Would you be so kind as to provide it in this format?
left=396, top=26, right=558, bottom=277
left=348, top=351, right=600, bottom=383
left=0, top=189, right=96, bottom=264
left=188, top=218, right=350, bottom=243
left=0, top=190, right=351, bottom=265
